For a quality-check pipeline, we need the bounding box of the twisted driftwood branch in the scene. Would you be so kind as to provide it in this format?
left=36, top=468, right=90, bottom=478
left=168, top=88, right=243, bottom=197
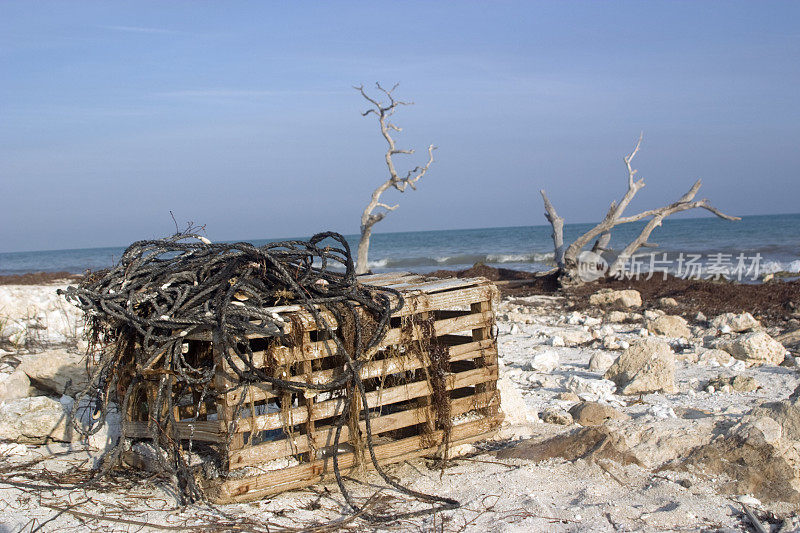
left=355, top=83, right=435, bottom=275
left=539, top=134, right=740, bottom=282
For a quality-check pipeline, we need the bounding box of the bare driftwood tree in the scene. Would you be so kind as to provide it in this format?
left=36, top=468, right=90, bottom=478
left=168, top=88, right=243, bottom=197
left=355, top=83, right=435, bottom=275
left=540, top=134, right=740, bottom=283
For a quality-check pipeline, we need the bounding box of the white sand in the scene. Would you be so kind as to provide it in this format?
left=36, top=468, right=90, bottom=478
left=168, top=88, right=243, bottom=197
left=0, top=284, right=796, bottom=531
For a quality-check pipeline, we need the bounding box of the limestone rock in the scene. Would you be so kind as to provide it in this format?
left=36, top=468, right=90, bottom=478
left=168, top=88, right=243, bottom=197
left=589, top=289, right=642, bottom=309
left=541, top=407, right=573, bottom=425
left=658, top=297, right=679, bottom=307
left=644, top=309, right=663, bottom=321
left=0, top=396, right=76, bottom=443
left=557, top=391, right=580, bottom=402
left=588, top=351, right=616, bottom=373
left=499, top=416, right=715, bottom=469
left=750, top=385, right=800, bottom=440
left=18, top=349, right=91, bottom=396
left=707, top=374, right=759, bottom=393
left=646, top=315, right=692, bottom=338
left=601, top=336, right=620, bottom=350
left=564, top=375, right=617, bottom=402
left=605, top=311, right=629, bottom=323
left=697, top=349, right=734, bottom=367
left=560, top=329, right=593, bottom=347
left=711, top=312, right=761, bottom=333
left=498, top=375, right=537, bottom=428
left=524, top=351, right=559, bottom=373
left=0, top=369, right=30, bottom=402
left=547, top=335, right=565, bottom=347
left=604, top=338, right=676, bottom=395
left=678, top=419, right=800, bottom=505
left=568, top=401, right=628, bottom=426
left=717, top=331, right=786, bottom=366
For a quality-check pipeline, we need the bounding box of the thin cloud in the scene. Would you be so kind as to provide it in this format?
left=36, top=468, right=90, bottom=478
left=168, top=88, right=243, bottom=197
left=101, top=25, right=180, bottom=35
left=156, top=89, right=348, bottom=99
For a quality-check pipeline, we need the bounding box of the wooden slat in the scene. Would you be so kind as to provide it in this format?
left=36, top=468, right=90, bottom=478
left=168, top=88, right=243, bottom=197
left=234, top=364, right=498, bottom=434
left=123, top=420, right=223, bottom=442
left=185, top=280, right=498, bottom=341
left=209, top=414, right=503, bottom=503
left=379, top=278, right=484, bottom=294
left=225, top=311, right=494, bottom=403
left=358, top=272, right=414, bottom=283
left=228, top=391, right=498, bottom=469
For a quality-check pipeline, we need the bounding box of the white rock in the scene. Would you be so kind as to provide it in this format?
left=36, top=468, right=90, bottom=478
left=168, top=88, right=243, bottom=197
left=602, top=336, right=620, bottom=350
left=644, top=310, right=661, bottom=321
left=647, top=315, right=692, bottom=338
left=711, top=312, right=761, bottom=333
left=560, top=330, right=594, bottom=346
left=565, top=312, right=583, bottom=325
left=525, top=351, right=560, bottom=372
left=18, top=349, right=91, bottom=396
left=548, top=335, right=565, bottom=347
left=0, top=396, right=77, bottom=443
left=737, top=494, right=762, bottom=508
left=0, top=369, right=31, bottom=402
left=509, top=323, right=521, bottom=335
left=582, top=316, right=602, bottom=327
left=589, top=351, right=616, bottom=373
left=698, top=349, right=735, bottom=367
left=589, top=290, right=642, bottom=308
left=605, top=338, right=677, bottom=395
left=618, top=340, right=630, bottom=350
left=651, top=404, right=678, bottom=419
left=0, top=442, right=28, bottom=457
left=564, top=376, right=617, bottom=402
left=498, top=375, right=538, bottom=432
left=606, top=311, right=629, bottom=323
left=717, top=331, right=786, bottom=366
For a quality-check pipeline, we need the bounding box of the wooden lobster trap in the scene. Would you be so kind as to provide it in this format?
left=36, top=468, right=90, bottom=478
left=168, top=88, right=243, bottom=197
left=122, top=273, right=502, bottom=503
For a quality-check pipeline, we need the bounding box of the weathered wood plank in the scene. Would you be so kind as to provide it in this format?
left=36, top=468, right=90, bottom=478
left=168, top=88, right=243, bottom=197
left=225, top=311, right=494, bottom=404
left=185, top=280, right=497, bottom=341
left=228, top=391, right=498, bottom=470
left=234, top=364, right=498, bottom=433
left=123, top=420, right=223, bottom=442
left=209, top=415, right=503, bottom=503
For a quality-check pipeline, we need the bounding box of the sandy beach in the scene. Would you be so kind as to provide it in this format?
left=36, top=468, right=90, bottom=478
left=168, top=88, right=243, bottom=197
left=0, top=269, right=799, bottom=531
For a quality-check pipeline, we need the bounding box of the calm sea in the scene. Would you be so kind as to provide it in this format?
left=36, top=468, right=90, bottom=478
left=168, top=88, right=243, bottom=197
left=1, top=214, right=799, bottom=277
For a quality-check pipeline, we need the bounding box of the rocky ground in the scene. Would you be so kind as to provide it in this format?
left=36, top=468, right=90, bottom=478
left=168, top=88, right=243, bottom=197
left=0, top=276, right=799, bottom=531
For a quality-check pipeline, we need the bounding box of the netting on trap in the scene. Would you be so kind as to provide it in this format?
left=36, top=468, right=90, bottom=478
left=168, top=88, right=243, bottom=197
left=60, top=232, right=501, bottom=514
left=123, top=271, right=502, bottom=503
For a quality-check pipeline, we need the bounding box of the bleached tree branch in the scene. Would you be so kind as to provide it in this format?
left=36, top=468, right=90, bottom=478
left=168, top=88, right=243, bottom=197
left=355, top=83, right=436, bottom=274
left=563, top=133, right=645, bottom=268
left=540, top=190, right=565, bottom=270
left=540, top=134, right=740, bottom=283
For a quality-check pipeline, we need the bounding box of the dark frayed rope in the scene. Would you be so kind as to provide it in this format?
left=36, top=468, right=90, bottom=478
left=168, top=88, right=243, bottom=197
left=59, top=230, right=458, bottom=520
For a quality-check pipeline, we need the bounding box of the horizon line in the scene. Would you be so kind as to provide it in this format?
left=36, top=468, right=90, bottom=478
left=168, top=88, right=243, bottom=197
left=1, top=211, right=797, bottom=256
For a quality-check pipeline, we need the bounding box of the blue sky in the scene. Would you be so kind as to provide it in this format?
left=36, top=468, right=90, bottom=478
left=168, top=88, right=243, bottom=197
left=1, top=1, right=798, bottom=252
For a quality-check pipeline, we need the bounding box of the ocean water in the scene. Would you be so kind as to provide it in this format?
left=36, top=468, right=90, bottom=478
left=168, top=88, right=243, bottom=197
left=1, top=214, right=798, bottom=277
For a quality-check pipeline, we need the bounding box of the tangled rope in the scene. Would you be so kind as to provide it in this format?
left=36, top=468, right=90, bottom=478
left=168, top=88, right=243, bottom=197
left=59, top=230, right=458, bottom=521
